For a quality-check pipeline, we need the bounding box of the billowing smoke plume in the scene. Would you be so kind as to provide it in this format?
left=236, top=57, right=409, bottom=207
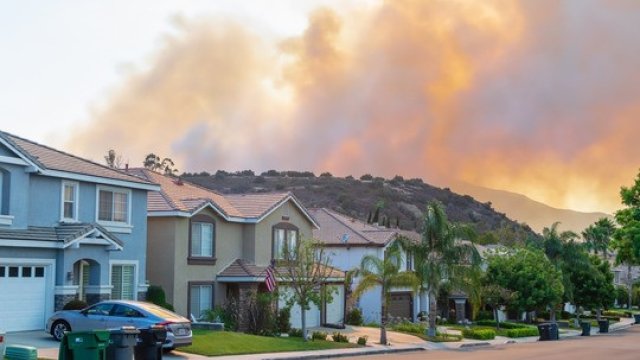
left=68, top=0, right=640, bottom=213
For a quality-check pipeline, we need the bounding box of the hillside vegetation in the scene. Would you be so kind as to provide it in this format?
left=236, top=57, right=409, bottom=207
left=183, top=171, right=539, bottom=246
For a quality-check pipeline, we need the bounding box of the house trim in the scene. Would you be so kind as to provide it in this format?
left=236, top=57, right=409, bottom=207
left=0, top=214, right=14, bottom=226
left=0, top=155, right=28, bottom=166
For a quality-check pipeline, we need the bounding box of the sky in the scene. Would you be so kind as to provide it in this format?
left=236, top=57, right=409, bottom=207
left=2, top=0, right=639, bottom=214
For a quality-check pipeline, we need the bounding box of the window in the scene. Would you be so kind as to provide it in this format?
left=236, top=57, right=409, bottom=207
left=0, top=171, right=3, bottom=212
left=8, top=266, right=18, bottom=277
left=61, top=181, right=78, bottom=221
left=191, top=222, right=214, bottom=257
left=35, top=266, right=45, bottom=277
left=272, top=224, right=298, bottom=260
left=406, top=251, right=413, bottom=271
left=189, top=284, right=213, bottom=320
left=111, top=264, right=135, bottom=300
left=98, top=187, right=130, bottom=223
left=22, top=266, right=32, bottom=277
left=0, top=266, right=5, bottom=277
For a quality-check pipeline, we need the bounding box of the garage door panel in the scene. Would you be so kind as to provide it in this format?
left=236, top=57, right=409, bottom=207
left=325, top=285, right=344, bottom=325
left=0, top=265, right=48, bottom=331
left=278, top=286, right=321, bottom=329
left=388, top=292, right=412, bottom=320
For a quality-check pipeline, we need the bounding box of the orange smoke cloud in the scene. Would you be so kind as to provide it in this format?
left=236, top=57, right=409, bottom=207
left=68, top=0, right=640, bottom=213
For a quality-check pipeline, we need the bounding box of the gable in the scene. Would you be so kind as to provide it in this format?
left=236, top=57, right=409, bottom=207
left=0, top=143, right=17, bottom=158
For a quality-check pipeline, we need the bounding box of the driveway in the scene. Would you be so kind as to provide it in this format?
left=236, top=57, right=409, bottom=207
left=309, top=325, right=425, bottom=345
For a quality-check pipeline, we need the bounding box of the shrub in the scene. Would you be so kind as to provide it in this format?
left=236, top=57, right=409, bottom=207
left=345, top=308, right=364, bottom=326
left=247, top=292, right=278, bottom=336
left=63, top=299, right=88, bottom=310
left=311, top=331, right=328, bottom=341
left=462, top=328, right=496, bottom=340
left=475, top=320, right=528, bottom=329
left=332, top=332, right=349, bottom=343
left=504, top=328, right=539, bottom=338
left=357, top=336, right=368, bottom=345
left=392, top=322, right=425, bottom=335
left=277, top=307, right=291, bottom=334
left=475, top=310, right=494, bottom=321
left=288, top=328, right=304, bottom=337
left=146, top=285, right=174, bottom=311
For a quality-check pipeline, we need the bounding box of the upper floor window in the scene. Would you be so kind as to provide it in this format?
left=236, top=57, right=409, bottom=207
left=273, top=223, right=298, bottom=260
left=0, top=171, right=3, bottom=213
left=97, top=186, right=130, bottom=224
left=61, top=181, right=79, bottom=222
left=189, top=214, right=216, bottom=264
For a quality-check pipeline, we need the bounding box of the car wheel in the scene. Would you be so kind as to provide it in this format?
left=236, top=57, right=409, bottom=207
left=52, top=320, right=71, bottom=341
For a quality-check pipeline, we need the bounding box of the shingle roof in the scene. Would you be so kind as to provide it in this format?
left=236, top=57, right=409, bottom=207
left=0, top=223, right=123, bottom=247
left=0, top=131, right=154, bottom=186
left=309, top=208, right=398, bottom=247
left=217, top=259, right=345, bottom=279
left=128, top=168, right=306, bottom=222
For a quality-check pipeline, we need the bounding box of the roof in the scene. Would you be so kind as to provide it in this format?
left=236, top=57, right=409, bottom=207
left=309, top=208, right=399, bottom=247
left=217, top=259, right=345, bottom=280
left=0, top=130, right=157, bottom=189
left=0, top=223, right=123, bottom=248
left=129, top=168, right=318, bottom=226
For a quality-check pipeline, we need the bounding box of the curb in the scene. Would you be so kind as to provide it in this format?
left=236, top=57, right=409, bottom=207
left=262, top=346, right=426, bottom=360
left=459, top=342, right=490, bottom=348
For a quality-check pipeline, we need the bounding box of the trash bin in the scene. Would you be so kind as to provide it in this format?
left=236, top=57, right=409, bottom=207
left=107, top=327, right=140, bottom=360
left=537, top=323, right=559, bottom=341
left=580, top=321, right=591, bottom=336
left=634, top=314, right=640, bottom=324
left=598, top=319, right=609, bottom=333
left=60, top=330, right=110, bottom=360
left=134, top=326, right=167, bottom=360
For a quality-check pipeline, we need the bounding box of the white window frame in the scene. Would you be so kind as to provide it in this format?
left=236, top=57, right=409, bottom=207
left=273, top=228, right=298, bottom=260
left=60, top=181, right=79, bottom=223
left=191, top=222, right=214, bottom=258
left=109, top=260, right=138, bottom=301
left=189, top=284, right=213, bottom=320
left=96, top=185, right=132, bottom=233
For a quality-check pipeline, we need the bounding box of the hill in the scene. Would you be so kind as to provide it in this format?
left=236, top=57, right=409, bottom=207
left=452, top=182, right=612, bottom=234
left=182, top=171, right=539, bottom=245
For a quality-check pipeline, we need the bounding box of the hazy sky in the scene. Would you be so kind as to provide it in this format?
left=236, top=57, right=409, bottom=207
left=2, top=0, right=639, bottom=214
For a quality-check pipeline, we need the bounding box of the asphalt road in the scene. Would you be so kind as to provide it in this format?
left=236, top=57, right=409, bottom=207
left=344, top=326, right=640, bottom=360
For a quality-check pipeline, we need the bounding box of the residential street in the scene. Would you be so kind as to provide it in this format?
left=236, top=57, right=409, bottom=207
left=343, top=326, right=640, bottom=360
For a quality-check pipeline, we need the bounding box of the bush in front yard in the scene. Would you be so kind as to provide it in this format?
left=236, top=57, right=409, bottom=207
left=504, top=328, right=539, bottom=338
left=277, top=307, right=291, bottom=334
left=345, top=308, right=364, bottom=326
left=462, top=328, right=496, bottom=340
left=357, top=336, right=368, bottom=345
left=146, top=285, right=175, bottom=311
left=475, top=320, right=528, bottom=329
left=63, top=299, right=88, bottom=310
left=391, top=321, right=425, bottom=334
left=288, top=328, right=304, bottom=337
left=332, top=332, right=349, bottom=343
left=311, top=331, right=328, bottom=341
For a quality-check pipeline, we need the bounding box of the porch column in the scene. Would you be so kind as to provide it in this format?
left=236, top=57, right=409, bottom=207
left=454, top=299, right=467, bottom=323
left=238, top=283, right=258, bottom=331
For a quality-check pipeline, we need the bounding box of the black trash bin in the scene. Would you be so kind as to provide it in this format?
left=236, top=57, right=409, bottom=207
left=548, top=322, right=559, bottom=340
left=598, top=319, right=609, bottom=333
left=634, top=314, right=640, bottom=324
left=580, top=321, right=591, bottom=336
left=134, top=326, right=167, bottom=360
left=107, top=327, right=140, bottom=360
left=537, top=323, right=559, bottom=341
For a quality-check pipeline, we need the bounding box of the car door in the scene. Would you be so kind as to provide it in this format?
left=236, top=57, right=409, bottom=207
left=107, top=304, right=149, bottom=329
left=80, top=303, right=113, bottom=330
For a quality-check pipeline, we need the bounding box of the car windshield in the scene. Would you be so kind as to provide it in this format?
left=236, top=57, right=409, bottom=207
left=138, top=303, right=185, bottom=320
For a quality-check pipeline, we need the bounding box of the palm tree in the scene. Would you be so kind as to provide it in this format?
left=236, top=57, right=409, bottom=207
left=593, top=218, right=615, bottom=259
left=352, top=243, right=418, bottom=345
left=400, top=201, right=481, bottom=337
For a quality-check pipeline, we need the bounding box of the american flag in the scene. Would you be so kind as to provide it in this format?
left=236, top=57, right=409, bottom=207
left=265, top=262, right=277, bottom=292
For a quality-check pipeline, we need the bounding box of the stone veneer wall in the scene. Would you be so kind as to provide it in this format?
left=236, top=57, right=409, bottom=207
left=237, top=283, right=258, bottom=331
left=137, top=291, right=147, bottom=302
left=86, top=293, right=110, bottom=305
left=54, top=294, right=78, bottom=311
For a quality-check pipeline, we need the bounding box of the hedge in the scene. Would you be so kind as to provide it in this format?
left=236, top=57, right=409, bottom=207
left=504, top=328, right=539, bottom=338
left=392, top=322, right=425, bottom=334
left=475, top=320, right=528, bottom=329
left=462, top=328, right=496, bottom=340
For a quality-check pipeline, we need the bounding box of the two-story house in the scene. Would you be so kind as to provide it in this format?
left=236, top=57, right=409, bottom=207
left=309, top=208, right=428, bottom=324
left=0, top=131, right=159, bottom=332
left=128, top=169, right=345, bottom=330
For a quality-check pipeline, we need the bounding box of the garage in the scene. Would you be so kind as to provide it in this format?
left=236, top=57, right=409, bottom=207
left=278, top=286, right=321, bottom=329
left=388, top=292, right=412, bottom=320
left=324, top=285, right=344, bottom=325
left=0, top=262, right=51, bottom=331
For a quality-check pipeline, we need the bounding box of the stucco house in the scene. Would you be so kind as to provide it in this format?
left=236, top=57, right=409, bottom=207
left=128, top=169, right=345, bottom=330
left=309, top=208, right=428, bottom=324
left=0, top=131, right=159, bottom=332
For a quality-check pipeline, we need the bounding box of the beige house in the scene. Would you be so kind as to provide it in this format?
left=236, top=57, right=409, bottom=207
left=129, top=169, right=345, bottom=329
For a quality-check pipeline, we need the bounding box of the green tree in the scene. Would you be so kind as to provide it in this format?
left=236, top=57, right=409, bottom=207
left=276, top=238, right=337, bottom=341
left=352, top=243, right=418, bottom=344
left=572, top=255, right=615, bottom=321
left=143, top=153, right=161, bottom=170
left=486, top=248, right=564, bottom=320
left=103, top=149, right=122, bottom=169
left=399, top=201, right=481, bottom=336
left=613, top=170, right=640, bottom=309
left=480, top=284, right=513, bottom=330
left=583, top=218, right=616, bottom=259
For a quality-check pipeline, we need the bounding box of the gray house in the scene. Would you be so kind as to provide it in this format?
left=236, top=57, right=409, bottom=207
left=0, top=131, right=159, bottom=332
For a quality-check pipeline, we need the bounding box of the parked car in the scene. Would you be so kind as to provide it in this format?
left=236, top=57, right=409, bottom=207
left=45, top=300, right=192, bottom=349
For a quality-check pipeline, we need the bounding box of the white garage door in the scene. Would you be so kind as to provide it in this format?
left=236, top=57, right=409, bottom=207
left=278, top=286, right=320, bottom=329
left=0, top=264, right=48, bottom=331
left=325, top=285, right=344, bottom=325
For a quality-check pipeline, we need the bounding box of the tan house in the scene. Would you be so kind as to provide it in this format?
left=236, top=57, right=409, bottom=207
left=129, top=169, right=345, bottom=329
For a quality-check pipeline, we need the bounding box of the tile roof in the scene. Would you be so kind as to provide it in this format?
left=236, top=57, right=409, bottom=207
left=0, top=223, right=123, bottom=247
left=0, top=131, right=154, bottom=186
left=309, top=208, right=399, bottom=247
left=128, top=168, right=298, bottom=221
left=217, top=259, right=345, bottom=279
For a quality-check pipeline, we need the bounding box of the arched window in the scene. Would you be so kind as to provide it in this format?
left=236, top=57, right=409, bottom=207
left=272, top=222, right=299, bottom=260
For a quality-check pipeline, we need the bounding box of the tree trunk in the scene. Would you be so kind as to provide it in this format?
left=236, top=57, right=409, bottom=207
left=550, top=308, right=557, bottom=323
left=380, top=285, right=388, bottom=345
left=494, top=307, right=500, bottom=330
left=628, top=263, right=633, bottom=310
left=596, top=308, right=602, bottom=321
left=427, top=291, right=437, bottom=337
left=301, top=307, right=307, bottom=341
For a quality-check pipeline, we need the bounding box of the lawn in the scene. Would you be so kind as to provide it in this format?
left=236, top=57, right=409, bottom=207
left=181, top=330, right=358, bottom=356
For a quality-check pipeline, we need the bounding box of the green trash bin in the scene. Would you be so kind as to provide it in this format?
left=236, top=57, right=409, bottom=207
left=107, top=327, right=140, bottom=360
left=59, top=330, right=110, bottom=360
